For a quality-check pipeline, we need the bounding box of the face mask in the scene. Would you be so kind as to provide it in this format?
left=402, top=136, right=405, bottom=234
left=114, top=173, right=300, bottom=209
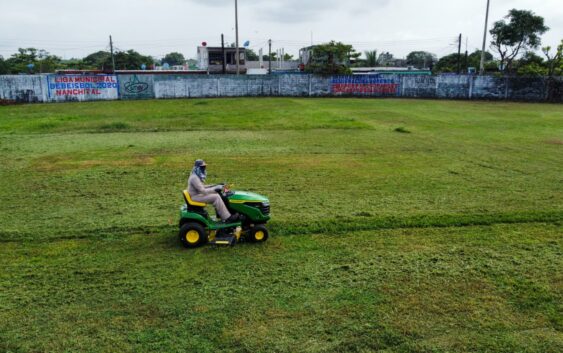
left=194, top=165, right=207, bottom=181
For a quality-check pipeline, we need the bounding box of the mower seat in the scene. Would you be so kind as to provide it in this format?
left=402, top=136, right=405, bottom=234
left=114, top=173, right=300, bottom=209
left=183, top=190, right=209, bottom=218
left=183, top=190, right=206, bottom=207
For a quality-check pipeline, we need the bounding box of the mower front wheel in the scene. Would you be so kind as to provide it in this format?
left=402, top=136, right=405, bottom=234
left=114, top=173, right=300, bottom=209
left=248, top=224, right=269, bottom=243
left=179, top=222, right=207, bottom=248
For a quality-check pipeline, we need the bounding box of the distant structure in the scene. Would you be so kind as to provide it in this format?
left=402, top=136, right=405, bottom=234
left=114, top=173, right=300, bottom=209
left=376, top=52, right=407, bottom=67
left=246, top=61, right=299, bottom=74
left=197, top=45, right=247, bottom=74
left=351, top=67, right=432, bottom=75
left=299, top=46, right=319, bottom=70
left=298, top=45, right=351, bottom=71
left=153, top=64, right=191, bottom=71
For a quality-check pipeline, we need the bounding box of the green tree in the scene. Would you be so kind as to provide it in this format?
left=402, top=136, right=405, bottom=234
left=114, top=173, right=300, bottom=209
left=364, top=50, right=378, bottom=67
left=542, top=39, right=563, bottom=76
left=4, top=48, right=61, bottom=73
left=467, top=50, right=494, bottom=69
left=519, top=51, right=544, bottom=66
left=304, top=41, right=358, bottom=75
left=433, top=53, right=458, bottom=73
left=515, top=51, right=546, bottom=75
left=245, top=49, right=259, bottom=61
left=517, top=62, right=547, bottom=76
left=83, top=51, right=112, bottom=70
left=490, top=9, right=549, bottom=73
left=283, top=53, right=294, bottom=61
left=406, top=51, right=437, bottom=69
left=435, top=50, right=495, bottom=74
left=263, top=52, right=277, bottom=61
left=260, top=51, right=293, bottom=62
left=0, top=55, right=9, bottom=74
left=103, top=50, right=154, bottom=70
left=36, top=50, right=62, bottom=73
left=161, top=52, right=185, bottom=66
left=5, top=48, right=39, bottom=73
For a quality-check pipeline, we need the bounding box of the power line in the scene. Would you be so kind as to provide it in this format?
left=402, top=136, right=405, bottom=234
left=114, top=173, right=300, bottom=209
left=0, top=34, right=463, bottom=61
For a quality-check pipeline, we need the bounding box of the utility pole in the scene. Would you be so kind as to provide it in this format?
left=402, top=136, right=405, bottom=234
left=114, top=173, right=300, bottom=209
left=464, top=37, right=469, bottom=73
left=268, top=39, right=272, bottom=74
left=109, top=35, right=116, bottom=73
left=235, top=0, right=240, bottom=75
left=479, top=0, right=491, bottom=75
left=457, top=33, right=462, bottom=74
left=221, top=34, right=226, bottom=74
left=259, top=48, right=263, bottom=68
left=464, top=51, right=468, bottom=73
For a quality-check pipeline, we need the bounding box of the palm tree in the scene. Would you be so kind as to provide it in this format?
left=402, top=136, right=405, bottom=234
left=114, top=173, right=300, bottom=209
left=364, top=50, right=378, bottom=67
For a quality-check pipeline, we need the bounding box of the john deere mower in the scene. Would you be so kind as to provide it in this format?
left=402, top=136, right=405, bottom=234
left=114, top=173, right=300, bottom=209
left=179, top=185, right=270, bottom=248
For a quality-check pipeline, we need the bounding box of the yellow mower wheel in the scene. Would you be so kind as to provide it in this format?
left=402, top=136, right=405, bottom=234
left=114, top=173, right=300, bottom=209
left=179, top=222, right=207, bottom=248
left=248, top=225, right=269, bottom=243
left=186, top=230, right=200, bottom=244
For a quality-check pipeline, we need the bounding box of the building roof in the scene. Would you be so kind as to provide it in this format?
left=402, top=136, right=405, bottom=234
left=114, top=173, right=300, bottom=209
left=199, top=47, right=246, bottom=51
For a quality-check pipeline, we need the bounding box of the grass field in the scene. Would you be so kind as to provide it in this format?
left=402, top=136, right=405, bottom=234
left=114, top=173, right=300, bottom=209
left=1, top=98, right=562, bottom=352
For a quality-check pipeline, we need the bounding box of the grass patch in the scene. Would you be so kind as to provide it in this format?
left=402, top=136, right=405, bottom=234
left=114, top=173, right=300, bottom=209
left=0, top=224, right=561, bottom=352
left=0, top=98, right=562, bottom=352
left=1, top=98, right=561, bottom=134
left=98, top=121, right=130, bottom=131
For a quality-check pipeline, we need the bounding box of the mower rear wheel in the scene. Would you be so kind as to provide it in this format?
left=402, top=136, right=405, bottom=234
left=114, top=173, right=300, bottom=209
left=179, top=222, right=207, bottom=248
left=248, top=224, right=269, bottom=243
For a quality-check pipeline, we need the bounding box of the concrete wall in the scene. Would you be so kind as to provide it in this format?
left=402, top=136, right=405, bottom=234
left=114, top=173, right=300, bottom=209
left=0, top=73, right=561, bottom=103
left=246, top=60, right=300, bottom=70
left=0, top=75, right=46, bottom=103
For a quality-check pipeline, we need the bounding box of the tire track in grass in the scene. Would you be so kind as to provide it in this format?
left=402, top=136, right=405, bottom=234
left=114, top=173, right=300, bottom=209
left=1, top=210, right=561, bottom=243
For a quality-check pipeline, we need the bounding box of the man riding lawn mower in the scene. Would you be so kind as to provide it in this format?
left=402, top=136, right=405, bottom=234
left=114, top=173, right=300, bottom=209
left=179, top=159, right=271, bottom=248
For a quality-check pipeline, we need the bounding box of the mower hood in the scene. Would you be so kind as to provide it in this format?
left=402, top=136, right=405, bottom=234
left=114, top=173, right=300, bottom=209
left=228, top=190, right=269, bottom=203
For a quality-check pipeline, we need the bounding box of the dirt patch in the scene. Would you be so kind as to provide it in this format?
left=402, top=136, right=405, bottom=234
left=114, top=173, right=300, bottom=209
left=32, top=154, right=156, bottom=172
left=0, top=99, right=20, bottom=106
left=545, top=139, right=563, bottom=145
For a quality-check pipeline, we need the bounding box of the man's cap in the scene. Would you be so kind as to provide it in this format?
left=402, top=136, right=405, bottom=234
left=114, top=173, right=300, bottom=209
left=194, top=159, right=207, bottom=167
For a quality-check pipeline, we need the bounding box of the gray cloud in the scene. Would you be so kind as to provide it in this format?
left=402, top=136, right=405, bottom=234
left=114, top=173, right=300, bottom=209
left=186, top=0, right=391, bottom=23
left=0, top=0, right=561, bottom=60
left=254, top=0, right=340, bottom=23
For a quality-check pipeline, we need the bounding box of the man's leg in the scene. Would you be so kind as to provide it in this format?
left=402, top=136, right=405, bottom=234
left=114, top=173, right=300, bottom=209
left=192, top=194, right=233, bottom=221
left=210, top=194, right=231, bottom=221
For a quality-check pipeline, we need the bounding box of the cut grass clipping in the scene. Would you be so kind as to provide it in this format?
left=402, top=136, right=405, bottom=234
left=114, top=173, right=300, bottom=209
left=1, top=98, right=562, bottom=353
left=394, top=126, right=411, bottom=133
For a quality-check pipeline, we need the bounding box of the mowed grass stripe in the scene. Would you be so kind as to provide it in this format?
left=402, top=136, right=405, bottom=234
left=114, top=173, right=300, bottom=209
left=0, top=210, right=561, bottom=243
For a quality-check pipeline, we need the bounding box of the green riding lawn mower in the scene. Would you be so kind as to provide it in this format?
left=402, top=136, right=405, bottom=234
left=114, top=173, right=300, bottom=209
left=179, top=185, right=271, bottom=248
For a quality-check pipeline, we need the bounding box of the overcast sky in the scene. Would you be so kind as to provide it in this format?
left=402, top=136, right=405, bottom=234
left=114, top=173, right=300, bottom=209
left=0, top=0, right=561, bottom=60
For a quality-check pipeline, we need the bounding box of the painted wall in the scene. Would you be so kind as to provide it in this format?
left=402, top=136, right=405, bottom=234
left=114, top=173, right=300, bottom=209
left=46, top=74, right=119, bottom=102
left=0, top=74, right=118, bottom=103
left=0, top=74, right=560, bottom=103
